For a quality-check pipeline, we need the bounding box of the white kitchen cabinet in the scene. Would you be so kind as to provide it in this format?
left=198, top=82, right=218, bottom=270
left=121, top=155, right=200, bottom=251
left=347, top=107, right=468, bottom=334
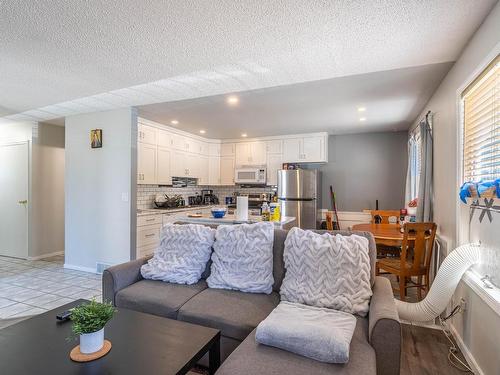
left=157, top=129, right=173, bottom=148
left=198, top=156, right=209, bottom=184
left=171, top=134, right=186, bottom=151
left=157, top=146, right=172, bottom=185
left=199, top=141, right=209, bottom=156
left=186, top=153, right=199, bottom=178
left=282, top=135, right=327, bottom=163
left=235, top=141, right=266, bottom=165
left=220, top=143, right=235, bottom=156
left=220, top=156, right=235, bottom=185
left=302, top=136, right=325, bottom=162
left=266, top=140, right=283, bottom=154
left=171, top=150, right=187, bottom=177
left=266, top=154, right=283, bottom=186
left=138, top=143, right=157, bottom=184
left=208, top=156, right=220, bottom=185
left=208, top=143, right=221, bottom=157
left=138, top=124, right=157, bottom=145
left=282, top=138, right=302, bottom=162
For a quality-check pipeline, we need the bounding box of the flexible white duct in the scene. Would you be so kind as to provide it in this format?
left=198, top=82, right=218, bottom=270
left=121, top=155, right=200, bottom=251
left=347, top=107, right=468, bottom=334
left=395, top=243, right=481, bottom=322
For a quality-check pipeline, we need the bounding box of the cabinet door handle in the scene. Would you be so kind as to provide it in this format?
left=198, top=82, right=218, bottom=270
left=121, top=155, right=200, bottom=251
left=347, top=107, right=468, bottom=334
left=145, top=233, right=156, bottom=238
left=145, top=218, right=155, bottom=222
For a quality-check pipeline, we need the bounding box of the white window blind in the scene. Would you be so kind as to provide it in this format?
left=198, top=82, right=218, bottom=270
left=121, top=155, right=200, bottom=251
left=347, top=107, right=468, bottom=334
left=463, top=56, right=500, bottom=182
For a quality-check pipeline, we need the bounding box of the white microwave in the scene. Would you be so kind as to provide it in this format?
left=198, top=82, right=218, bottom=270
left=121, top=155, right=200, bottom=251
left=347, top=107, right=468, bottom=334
left=234, top=166, right=267, bottom=185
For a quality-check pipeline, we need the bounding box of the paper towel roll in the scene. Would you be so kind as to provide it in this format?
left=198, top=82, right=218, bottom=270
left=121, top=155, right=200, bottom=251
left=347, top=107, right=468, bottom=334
left=236, top=196, right=249, bottom=221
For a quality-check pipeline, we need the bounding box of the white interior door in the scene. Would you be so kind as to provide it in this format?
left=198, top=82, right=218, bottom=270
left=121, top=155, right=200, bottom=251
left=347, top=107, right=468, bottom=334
left=0, top=142, right=29, bottom=258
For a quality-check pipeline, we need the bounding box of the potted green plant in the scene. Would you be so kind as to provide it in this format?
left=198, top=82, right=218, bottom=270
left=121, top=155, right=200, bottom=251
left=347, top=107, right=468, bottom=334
left=70, top=299, right=116, bottom=354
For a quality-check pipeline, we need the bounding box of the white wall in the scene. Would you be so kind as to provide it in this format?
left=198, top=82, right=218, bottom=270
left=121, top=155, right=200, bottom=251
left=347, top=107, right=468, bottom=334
left=65, top=108, right=137, bottom=272
left=30, top=123, right=65, bottom=259
left=0, top=121, right=34, bottom=144
left=411, top=3, right=500, bottom=374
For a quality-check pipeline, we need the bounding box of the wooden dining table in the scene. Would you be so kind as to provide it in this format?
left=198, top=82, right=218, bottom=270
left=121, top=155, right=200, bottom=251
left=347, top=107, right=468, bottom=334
left=351, top=223, right=413, bottom=247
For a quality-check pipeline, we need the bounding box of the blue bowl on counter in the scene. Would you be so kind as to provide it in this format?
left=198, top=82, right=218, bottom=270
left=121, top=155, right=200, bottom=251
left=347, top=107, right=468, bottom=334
left=211, top=208, right=227, bottom=218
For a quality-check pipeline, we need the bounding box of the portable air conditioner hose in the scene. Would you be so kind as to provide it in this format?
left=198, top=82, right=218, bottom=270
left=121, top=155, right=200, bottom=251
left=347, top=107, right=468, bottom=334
left=395, top=243, right=481, bottom=322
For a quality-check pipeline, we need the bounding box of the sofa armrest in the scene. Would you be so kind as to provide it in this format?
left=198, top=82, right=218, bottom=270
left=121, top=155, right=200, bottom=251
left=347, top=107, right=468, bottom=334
left=369, top=276, right=401, bottom=375
left=102, top=257, right=150, bottom=305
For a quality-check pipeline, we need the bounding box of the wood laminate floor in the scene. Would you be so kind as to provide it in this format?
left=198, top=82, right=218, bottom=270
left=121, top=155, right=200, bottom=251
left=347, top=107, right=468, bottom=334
left=401, top=324, right=471, bottom=375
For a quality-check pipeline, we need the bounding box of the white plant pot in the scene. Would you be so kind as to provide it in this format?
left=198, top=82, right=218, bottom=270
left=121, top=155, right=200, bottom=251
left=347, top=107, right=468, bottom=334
left=79, top=328, right=104, bottom=354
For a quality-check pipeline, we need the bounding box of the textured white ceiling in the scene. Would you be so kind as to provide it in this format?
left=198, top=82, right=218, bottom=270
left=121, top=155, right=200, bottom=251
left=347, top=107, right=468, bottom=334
left=138, top=62, right=453, bottom=138
left=0, top=0, right=496, bottom=129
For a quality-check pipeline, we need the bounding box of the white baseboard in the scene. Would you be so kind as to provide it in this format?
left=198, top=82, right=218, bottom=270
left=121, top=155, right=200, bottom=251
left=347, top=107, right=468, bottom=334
left=28, top=251, right=64, bottom=261
left=449, top=324, right=483, bottom=375
left=63, top=263, right=97, bottom=274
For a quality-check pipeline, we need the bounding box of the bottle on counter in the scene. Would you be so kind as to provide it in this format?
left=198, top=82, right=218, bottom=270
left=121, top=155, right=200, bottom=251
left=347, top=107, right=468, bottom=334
left=261, top=202, right=270, bottom=221
left=270, top=202, right=280, bottom=222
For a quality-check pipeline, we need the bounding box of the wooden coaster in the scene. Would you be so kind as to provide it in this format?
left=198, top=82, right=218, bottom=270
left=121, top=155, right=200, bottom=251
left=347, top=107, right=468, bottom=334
left=70, top=340, right=112, bottom=362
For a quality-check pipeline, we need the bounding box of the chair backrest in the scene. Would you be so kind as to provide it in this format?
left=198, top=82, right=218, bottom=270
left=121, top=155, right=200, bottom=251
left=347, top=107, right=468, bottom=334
left=400, top=222, right=437, bottom=274
left=371, top=210, right=400, bottom=224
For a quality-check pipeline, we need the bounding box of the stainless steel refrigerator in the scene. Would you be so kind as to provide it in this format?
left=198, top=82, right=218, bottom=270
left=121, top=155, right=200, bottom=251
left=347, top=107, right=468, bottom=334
left=277, top=169, right=321, bottom=229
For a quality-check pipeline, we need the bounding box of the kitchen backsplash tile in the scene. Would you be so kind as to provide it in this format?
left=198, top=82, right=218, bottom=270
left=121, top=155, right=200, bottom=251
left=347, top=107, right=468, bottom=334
left=137, top=184, right=276, bottom=209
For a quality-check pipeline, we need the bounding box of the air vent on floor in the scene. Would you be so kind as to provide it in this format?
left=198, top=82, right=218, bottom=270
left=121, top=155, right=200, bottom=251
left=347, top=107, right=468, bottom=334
left=96, top=262, right=112, bottom=274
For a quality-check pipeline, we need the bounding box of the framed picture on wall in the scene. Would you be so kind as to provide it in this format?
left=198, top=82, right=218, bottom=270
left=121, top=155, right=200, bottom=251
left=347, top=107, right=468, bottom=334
left=90, top=129, right=102, bottom=148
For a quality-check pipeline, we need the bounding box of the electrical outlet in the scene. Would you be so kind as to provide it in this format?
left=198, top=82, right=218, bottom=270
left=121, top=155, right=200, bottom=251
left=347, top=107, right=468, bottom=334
left=459, top=298, right=467, bottom=313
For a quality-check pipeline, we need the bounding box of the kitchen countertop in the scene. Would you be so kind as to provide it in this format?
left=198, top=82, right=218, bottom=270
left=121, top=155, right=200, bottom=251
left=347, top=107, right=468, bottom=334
left=177, top=214, right=296, bottom=228
left=137, top=205, right=222, bottom=217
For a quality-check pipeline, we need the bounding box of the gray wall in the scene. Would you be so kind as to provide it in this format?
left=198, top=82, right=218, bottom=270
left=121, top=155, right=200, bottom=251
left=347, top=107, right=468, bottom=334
left=319, top=131, right=407, bottom=212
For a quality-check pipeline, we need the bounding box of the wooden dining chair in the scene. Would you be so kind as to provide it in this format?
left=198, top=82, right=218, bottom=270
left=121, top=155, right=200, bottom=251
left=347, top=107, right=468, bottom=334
left=375, top=222, right=437, bottom=301
left=370, top=210, right=401, bottom=258
left=370, top=210, right=400, bottom=224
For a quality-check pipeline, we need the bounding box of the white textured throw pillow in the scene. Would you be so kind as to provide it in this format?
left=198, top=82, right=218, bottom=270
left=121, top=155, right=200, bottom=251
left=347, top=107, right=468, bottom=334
left=141, top=224, right=215, bottom=285
left=256, top=301, right=356, bottom=363
left=280, top=228, right=372, bottom=316
left=207, top=222, right=275, bottom=294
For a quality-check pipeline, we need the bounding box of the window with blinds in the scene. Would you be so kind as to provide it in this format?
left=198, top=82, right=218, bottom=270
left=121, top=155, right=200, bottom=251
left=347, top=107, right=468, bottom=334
left=462, top=56, right=500, bottom=182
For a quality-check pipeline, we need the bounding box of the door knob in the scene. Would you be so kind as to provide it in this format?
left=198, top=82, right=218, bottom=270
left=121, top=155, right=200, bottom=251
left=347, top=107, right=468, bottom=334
left=18, top=200, right=28, bottom=204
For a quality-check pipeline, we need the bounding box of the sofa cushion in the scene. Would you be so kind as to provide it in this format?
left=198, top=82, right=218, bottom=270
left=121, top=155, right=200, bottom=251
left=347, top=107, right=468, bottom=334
left=280, top=228, right=373, bottom=316
left=115, top=279, right=207, bottom=318
left=215, top=318, right=376, bottom=375
left=177, top=288, right=280, bottom=341
left=207, top=222, right=275, bottom=294
left=141, top=223, right=215, bottom=284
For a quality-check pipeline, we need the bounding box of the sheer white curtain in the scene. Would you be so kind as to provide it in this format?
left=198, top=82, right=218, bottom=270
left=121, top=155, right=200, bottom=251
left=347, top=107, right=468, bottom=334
left=405, top=116, right=433, bottom=222
left=405, top=131, right=420, bottom=204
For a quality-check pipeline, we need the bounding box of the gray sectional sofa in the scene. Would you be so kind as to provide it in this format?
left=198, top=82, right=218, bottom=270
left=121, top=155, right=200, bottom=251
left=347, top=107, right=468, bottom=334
left=103, top=229, right=401, bottom=375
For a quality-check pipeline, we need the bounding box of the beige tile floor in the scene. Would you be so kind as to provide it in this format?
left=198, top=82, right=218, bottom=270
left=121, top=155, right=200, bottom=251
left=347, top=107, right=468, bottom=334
left=0, top=255, right=102, bottom=320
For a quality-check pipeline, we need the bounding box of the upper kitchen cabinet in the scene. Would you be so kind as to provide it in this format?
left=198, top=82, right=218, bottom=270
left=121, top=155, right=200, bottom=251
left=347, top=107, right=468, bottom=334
left=208, top=156, right=220, bottom=185
left=235, top=141, right=266, bottom=165
left=220, top=143, right=235, bottom=156
left=138, top=143, right=157, bottom=184
left=157, top=129, right=173, bottom=148
left=157, top=146, right=172, bottom=185
left=208, top=143, right=221, bottom=157
left=266, top=153, right=283, bottom=186
left=198, top=156, right=209, bottom=184
left=282, top=134, right=327, bottom=163
left=219, top=156, right=235, bottom=185
left=266, top=139, right=283, bottom=154
left=138, top=123, right=157, bottom=145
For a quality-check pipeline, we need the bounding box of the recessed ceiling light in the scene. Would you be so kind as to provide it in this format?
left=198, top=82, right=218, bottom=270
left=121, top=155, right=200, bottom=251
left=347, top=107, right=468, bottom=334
left=199, top=130, right=206, bottom=134
left=170, top=120, right=179, bottom=125
left=359, top=117, right=367, bottom=122
left=227, top=95, right=239, bottom=105
left=358, top=107, right=366, bottom=112
left=241, top=133, right=247, bottom=137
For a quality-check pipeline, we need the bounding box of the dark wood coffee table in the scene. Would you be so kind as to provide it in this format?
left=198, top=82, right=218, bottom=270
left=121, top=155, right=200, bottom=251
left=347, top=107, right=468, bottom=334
left=0, top=299, right=220, bottom=375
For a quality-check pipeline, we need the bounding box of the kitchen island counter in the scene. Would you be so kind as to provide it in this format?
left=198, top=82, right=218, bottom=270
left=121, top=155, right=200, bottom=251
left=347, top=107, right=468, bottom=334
left=177, top=214, right=296, bottom=229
